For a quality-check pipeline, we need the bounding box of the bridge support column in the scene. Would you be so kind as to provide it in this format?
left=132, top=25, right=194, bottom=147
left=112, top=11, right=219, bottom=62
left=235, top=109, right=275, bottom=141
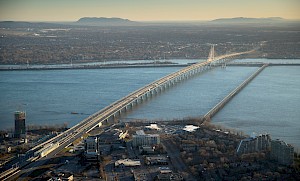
left=104, top=119, right=108, bottom=124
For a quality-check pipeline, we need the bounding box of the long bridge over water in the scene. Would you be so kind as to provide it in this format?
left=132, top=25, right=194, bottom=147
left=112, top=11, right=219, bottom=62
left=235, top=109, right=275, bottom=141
left=26, top=48, right=249, bottom=143
left=1, top=46, right=266, bottom=180
left=31, top=47, right=257, bottom=150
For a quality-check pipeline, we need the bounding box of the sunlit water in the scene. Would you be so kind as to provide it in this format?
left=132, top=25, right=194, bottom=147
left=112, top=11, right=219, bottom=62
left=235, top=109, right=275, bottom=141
left=0, top=59, right=299, bottom=149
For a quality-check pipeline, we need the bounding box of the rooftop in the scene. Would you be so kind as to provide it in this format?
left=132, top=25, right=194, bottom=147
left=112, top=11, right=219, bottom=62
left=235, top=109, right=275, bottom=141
left=136, top=130, right=145, bottom=135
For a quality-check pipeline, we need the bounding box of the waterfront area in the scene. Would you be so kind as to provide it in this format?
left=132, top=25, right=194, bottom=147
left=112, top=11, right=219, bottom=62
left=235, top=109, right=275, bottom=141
left=1, top=0, right=300, bottom=180
left=1, top=60, right=300, bottom=149
left=2, top=120, right=299, bottom=180
left=1, top=58, right=300, bottom=179
left=1, top=57, right=300, bottom=180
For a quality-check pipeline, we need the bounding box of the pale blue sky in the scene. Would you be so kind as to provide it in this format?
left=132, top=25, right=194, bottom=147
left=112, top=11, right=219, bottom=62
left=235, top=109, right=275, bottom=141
left=0, top=0, right=299, bottom=21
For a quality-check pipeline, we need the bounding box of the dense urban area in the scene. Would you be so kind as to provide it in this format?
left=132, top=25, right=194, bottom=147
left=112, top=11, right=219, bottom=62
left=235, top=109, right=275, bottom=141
left=1, top=20, right=300, bottom=180
left=1, top=118, right=299, bottom=180
left=0, top=21, right=300, bottom=65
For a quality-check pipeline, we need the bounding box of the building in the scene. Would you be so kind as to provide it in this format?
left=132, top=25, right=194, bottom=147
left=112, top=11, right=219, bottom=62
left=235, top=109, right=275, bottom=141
left=257, top=134, right=271, bottom=150
left=84, top=136, right=99, bottom=161
left=145, top=156, right=168, bottom=165
left=98, top=129, right=124, bottom=155
left=115, top=159, right=141, bottom=167
left=236, top=134, right=271, bottom=154
left=132, top=130, right=160, bottom=147
left=14, top=111, right=26, bottom=138
left=48, top=171, right=74, bottom=181
left=271, top=139, right=294, bottom=165
left=139, top=146, right=155, bottom=154
left=155, top=169, right=184, bottom=181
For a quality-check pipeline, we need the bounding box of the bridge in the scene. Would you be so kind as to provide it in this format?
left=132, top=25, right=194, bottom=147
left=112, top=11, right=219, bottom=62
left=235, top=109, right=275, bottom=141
left=203, top=63, right=269, bottom=121
left=225, top=62, right=300, bottom=67
left=30, top=46, right=255, bottom=150
left=0, top=46, right=256, bottom=180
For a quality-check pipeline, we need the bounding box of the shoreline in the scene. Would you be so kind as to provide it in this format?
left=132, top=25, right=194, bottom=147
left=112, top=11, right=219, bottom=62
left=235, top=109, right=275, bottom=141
left=1, top=62, right=300, bottom=71
left=0, top=63, right=188, bottom=71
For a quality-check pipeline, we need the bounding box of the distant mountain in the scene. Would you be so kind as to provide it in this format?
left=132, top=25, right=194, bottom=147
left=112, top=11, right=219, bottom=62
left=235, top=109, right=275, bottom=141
left=211, top=17, right=286, bottom=24
left=76, top=17, right=138, bottom=26
left=0, top=21, right=73, bottom=28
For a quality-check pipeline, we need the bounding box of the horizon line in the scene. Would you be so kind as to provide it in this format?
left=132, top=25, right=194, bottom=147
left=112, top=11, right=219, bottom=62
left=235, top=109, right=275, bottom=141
left=1, top=16, right=300, bottom=23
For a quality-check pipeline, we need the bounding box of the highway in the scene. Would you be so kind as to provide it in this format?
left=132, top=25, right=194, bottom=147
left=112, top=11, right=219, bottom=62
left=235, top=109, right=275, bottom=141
left=0, top=47, right=255, bottom=180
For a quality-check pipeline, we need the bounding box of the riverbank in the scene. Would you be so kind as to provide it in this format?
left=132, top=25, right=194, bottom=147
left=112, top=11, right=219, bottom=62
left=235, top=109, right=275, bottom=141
left=2, top=60, right=300, bottom=71
left=0, top=62, right=187, bottom=71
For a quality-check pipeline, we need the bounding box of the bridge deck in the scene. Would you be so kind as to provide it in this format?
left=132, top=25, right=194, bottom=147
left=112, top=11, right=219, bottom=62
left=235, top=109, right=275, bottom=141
left=203, top=64, right=268, bottom=121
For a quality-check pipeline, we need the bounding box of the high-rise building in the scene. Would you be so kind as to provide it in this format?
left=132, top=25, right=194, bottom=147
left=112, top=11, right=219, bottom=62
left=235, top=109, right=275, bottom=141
left=236, top=134, right=271, bottom=154
left=14, top=111, right=26, bottom=138
left=271, top=139, right=294, bottom=165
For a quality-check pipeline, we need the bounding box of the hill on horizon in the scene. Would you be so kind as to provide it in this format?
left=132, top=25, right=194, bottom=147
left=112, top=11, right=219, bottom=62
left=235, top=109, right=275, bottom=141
left=1, top=17, right=299, bottom=28
left=210, top=17, right=286, bottom=24
left=76, top=17, right=138, bottom=26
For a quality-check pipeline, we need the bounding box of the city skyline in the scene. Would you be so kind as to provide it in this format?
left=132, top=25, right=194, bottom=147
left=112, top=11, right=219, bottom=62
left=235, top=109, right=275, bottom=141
left=0, top=0, right=299, bottom=22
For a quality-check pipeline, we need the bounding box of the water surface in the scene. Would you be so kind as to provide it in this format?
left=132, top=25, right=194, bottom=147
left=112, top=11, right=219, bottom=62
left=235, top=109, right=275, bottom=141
left=0, top=59, right=299, bottom=149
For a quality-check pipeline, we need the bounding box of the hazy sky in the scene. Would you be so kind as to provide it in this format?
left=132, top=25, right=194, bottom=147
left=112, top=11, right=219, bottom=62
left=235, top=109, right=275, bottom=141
left=0, top=0, right=299, bottom=21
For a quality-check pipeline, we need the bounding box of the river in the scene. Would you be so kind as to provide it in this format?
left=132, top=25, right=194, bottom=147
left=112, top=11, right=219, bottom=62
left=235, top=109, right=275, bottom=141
left=0, top=59, right=299, bottom=149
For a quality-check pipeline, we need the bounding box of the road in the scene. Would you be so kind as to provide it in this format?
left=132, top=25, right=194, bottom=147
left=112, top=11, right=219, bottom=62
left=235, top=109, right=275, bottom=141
left=162, top=138, right=196, bottom=180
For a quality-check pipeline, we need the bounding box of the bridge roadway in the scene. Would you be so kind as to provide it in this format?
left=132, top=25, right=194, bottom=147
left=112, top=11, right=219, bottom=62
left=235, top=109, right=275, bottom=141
left=226, top=62, right=300, bottom=67
left=203, top=63, right=269, bottom=121
left=0, top=49, right=255, bottom=180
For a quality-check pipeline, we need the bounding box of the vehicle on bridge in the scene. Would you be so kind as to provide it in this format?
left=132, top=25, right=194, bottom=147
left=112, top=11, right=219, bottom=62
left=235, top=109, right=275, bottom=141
left=34, top=142, right=60, bottom=158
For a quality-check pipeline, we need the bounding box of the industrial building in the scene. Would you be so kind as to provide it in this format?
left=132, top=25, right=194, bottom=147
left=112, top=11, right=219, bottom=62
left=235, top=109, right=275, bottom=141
left=132, top=130, right=160, bottom=147
left=270, top=139, right=294, bottom=165
left=14, top=111, right=26, bottom=139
